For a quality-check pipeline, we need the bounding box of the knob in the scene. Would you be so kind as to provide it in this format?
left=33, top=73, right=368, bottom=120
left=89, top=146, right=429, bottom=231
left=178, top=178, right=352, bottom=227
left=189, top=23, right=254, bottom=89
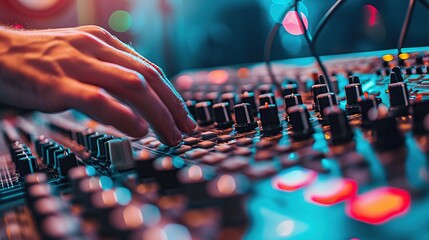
left=233, top=103, right=258, bottom=133
left=206, top=92, right=219, bottom=105
left=281, top=83, right=298, bottom=97
left=195, top=101, right=214, bottom=126
left=316, top=92, right=338, bottom=116
left=371, top=107, right=405, bottom=152
left=257, top=84, right=273, bottom=95
left=25, top=173, right=47, bottom=187
left=240, top=91, right=258, bottom=116
left=311, top=84, right=329, bottom=112
left=34, top=135, right=48, bottom=157
left=388, top=82, right=409, bottom=116
left=348, top=75, right=361, bottom=84
left=287, top=105, right=314, bottom=141
left=393, top=66, right=404, bottom=81
left=405, top=67, right=413, bottom=75
left=259, top=103, right=282, bottom=136
left=284, top=94, right=303, bottom=113
left=97, top=135, right=114, bottom=160
left=411, top=99, right=429, bottom=135
left=40, top=214, right=83, bottom=240
left=186, top=100, right=197, bottom=119
left=53, top=148, right=70, bottom=170
left=258, top=93, right=276, bottom=107
left=45, top=145, right=62, bottom=167
left=318, top=75, right=326, bottom=84
left=88, top=134, right=105, bottom=157
left=68, top=166, right=96, bottom=199
left=416, top=66, right=424, bottom=74
left=179, top=165, right=215, bottom=208
left=153, top=156, right=185, bottom=193
left=78, top=177, right=104, bottom=212
left=416, top=54, right=424, bottom=65
left=40, top=141, right=56, bottom=160
left=135, top=149, right=157, bottom=181
left=325, top=106, right=354, bottom=145
left=213, top=102, right=234, bottom=129
left=56, top=152, right=78, bottom=175
left=18, top=155, right=39, bottom=176
left=345, top=84, right=363, bottom=114
left=220, top=92, right=237, bottom=111
left=108, top=138, right=135, bottom=171
left=358, top=94, right=378, bottom=128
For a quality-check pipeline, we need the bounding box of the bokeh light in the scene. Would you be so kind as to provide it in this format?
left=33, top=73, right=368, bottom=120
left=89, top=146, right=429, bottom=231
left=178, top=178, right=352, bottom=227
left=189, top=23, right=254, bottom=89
left=282, top=11, right=308, bottom=36
left=17, top=0, right=59, bottom=11
left=109, top=10, right=133, bottom=33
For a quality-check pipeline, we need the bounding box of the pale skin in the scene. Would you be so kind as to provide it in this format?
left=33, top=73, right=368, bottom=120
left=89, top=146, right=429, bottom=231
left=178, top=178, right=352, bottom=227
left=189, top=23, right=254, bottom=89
left=0, top=25, right=197, bottom=146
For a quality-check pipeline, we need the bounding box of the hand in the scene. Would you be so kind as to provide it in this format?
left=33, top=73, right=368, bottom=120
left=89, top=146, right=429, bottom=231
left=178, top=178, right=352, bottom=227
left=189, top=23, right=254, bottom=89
left=0, top=25, right=197, bottom=146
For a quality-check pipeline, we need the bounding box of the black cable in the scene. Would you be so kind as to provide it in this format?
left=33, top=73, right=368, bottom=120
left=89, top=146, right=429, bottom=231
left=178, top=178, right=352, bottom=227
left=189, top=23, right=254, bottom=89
left=264, top=3, right=294, bottom=92
left=398, top=0, right=416, bottom=54
left=295, top=0, right=332, bottom=91
left=313, top=0, right=346, bottom=44
left=419, top=0, right=429, bottom=9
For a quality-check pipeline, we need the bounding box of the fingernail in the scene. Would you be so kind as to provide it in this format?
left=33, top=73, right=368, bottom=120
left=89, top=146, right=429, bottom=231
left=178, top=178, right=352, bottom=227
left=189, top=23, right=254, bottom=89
left=171, top=129, right=183, bottom=146
left=186, top=115, right=198, bottom=132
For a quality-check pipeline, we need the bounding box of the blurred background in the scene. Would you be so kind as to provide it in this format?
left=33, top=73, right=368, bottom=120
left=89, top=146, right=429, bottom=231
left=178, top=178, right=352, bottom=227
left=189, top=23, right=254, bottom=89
left=1, top=0, right=429, bottom=77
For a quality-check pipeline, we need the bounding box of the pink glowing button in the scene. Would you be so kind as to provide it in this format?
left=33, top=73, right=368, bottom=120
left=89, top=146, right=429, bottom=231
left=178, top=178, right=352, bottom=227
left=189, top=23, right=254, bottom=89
left=282, top=11, right=308, bottom=35
left=346, top=187, right=411, bottom=225
left=176, top=75, right=193, bottom=90
left=304, top=178, right=358, bottom=206
left=208, top=70, right=229, bottom=84
left=273, top=168, right=317, bottom=192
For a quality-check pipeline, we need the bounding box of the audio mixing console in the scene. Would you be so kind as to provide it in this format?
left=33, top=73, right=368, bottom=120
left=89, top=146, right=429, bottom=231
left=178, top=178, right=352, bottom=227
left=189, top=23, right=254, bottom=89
left=2, top=47, right=429, bottom=239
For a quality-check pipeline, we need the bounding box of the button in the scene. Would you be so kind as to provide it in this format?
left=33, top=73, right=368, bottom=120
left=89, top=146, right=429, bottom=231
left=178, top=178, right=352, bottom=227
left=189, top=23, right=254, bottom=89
left=233, top=147, right=252, bottom=156
left=108, top=138, right=135, bottom=171
left=201, top=153, right=228, bottom=165
left=287, top=105, right=314, bottom=141
left=135, top=149, right=157, bottom=180
left=197, top=141, right=216, bottom=149
left=179, top=165, right=215, bottom=208
left=213, top=102, right=234, bottom=129
left=256, top=139, right=273, bottom=149
left=254, top=150, right=274, bottom=161
left=89, top=134, right=105, bottom=157
left=170, top=145, right=192, bottom=155
left=258, top=93, right=276, bottom=107
left=236, top=137, right=253, bottom=146
left=345, top=187, right=411, bottom=224
left=325, top=106, right=354, bottom=145
left=243, top=163, right=277, bottom=179
left=153, top=156, right=185, bottom=192
left=273, top=168, right=317, bottom=192
left=96, top=136, right=114, bottom=160
left=311, top=84, right=329, bottom=112
left=184, top=148, right=209, bottom=159
left=201, top=131, right=217, bottom=140
left=233, top=103, right=258, bottom=133
left=195, top=101, right=214, bottom=126
left=317, top=92, right=338, bottom=116
left=259, top=103, right=282, bottom=136
left=215, top=144, right=233, bottom=153
left=219, top=157, right=249, bottom=172
left=217, top=135, right=232, bottom=143
left=392, top=66, right=404, bottom=82
left=371, top=107, right=405, bottom=152
left=304, top=178, right=357, bottom=206
left=284, top=94, right=303, bottom=113
left=240, top=91, right=258, bottom=116
left=18, top=156, right=39, bottom=176
left=183, top=137, right=199, bottom=145
left=148, top=140, right=161, bottom=149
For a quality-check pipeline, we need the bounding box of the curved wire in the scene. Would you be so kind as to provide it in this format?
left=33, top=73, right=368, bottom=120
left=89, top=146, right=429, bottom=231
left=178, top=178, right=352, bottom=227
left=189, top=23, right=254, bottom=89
left=313, top=0, right=346, bottom=44
left=398, top=0, right=416, bottom=54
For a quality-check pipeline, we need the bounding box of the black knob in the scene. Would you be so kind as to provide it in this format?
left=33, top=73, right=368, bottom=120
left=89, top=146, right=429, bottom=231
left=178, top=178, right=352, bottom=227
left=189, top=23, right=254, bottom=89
left=281, top=83, right=298, bottom=97
left=416, top=66, right=424, bottom=74
left=53, top=148, right=70, bottom=170
left=45, top=145, right=62, bottom=167
left=186, top=100, right=197, bottom=119
left=195, top=101, right=214, bottom=126
left=317, top=92, right=338, bottom=116
left=18, top=156, right=39, bottom=176
left=311, top=84, right=329, bottom=112
left=411, top=100, right=429, bottom=135
left=345, top=84, right=363, bottom=114
left=56, top=152, right=78, bottom=176
left=258, top=93, right=276, bottom=107
left=153, top=156, right=185, bottom=193
left=240, top=91, right=258, bottom=116
left=213, top=102, right=234, bottom=129
left=257, top=84, right=274, bottom=95
left=206, top=91, right=220, bottom=105
left=68, top=166, right=96, bottom=199
left=358, top=94, right=378, bottom=128
left=348, top=76, right=361, bottom=84
left=259, top=103, right=282, bottom=136
left=220, top=92, right=237, bottom=111
left=40, top=141, right=56, bottom=160
left=135, top=149, right=157, bottom=181
left=25, top=173, right=47, bottom=187
left=318, top=75, right=326, bottom=84
left=325, top=107, right=354, bottom=145
left=371, top=109, right=404, bottom=152
left=284, top=94, right=303, bottom=113
left=89, top=134, right=105, bottom=157
left=233, top=103, right=258, bottom=133
left=179, top=165, right=215, bottom=208
left=405, top=67, right=413, bottom=75
left=416, top=54, right=424, bottom=65
left=34, top=135, right=48, bottom=157
left=392, top=66, right=404, bottom=82
left=388, top=82, right=409, bottom=116
left=96, top=135, right=114, bottom=160
left=287, top=105, right=314, bottom=141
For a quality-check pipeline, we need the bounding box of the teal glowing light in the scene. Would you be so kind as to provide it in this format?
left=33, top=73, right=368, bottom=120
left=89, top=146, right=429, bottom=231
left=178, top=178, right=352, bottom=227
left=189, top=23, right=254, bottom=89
left=109, top=10, right=133, bottom=33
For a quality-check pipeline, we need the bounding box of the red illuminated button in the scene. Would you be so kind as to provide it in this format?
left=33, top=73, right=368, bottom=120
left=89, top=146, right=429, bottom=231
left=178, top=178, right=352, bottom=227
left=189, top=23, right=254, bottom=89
left=273, top=168, right=317, bottom=192
left=346, top=187, right=411, bottom=224
left=304, top=178, right=358, bottom=206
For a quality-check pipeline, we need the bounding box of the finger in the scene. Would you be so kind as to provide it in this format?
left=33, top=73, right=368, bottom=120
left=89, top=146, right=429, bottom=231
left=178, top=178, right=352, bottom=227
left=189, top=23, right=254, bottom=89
left=76, top=26, right=197, bottom=133
left=63, top=81, right=149, bottom=138
left=63, top=60, right=183, bottom=146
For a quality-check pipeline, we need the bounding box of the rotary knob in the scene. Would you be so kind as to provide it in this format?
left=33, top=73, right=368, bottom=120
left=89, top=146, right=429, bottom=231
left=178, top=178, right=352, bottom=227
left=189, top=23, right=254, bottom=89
left=311, top=84, right=329, bottom=112
left=186, top=100, right=198, bottom=119
left=213, top=102, right=234, bottom=129
left=411, top=99, right=429, bottom=135
left=358, top=94, right=378, bottom=128
left=325, top=106, right=354, bottom=145
left=233, top=103, right=258, bottom=133
left=281, top=83, right=298, bottom=97
left=345, top=83, right=363, bottom=114
left=316, top=92, right=338, bottom=116
left=258, top=93, right=276, bottom=107
left=195, top=101, right=214, bottom=126
left=287, top=105, right=314, bottom=141
left=153, top=156, right=185, bottom=193
left=220, top=92, right=237, bottom=111
left=284, top=94, right=303, bottom=113
left=108, top=138, right=135, bottom=171
left=259, top=103, right=282, bottom=136
left=348, top=75, right=361, bottom=84
left=240, top=91, right=258, bottom=116
left=388, top=82, right=409, bottom=116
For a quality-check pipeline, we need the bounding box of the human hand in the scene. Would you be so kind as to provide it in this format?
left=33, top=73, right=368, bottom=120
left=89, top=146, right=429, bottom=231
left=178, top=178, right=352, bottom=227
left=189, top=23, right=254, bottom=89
left=0, top=25, right=197, bottom=146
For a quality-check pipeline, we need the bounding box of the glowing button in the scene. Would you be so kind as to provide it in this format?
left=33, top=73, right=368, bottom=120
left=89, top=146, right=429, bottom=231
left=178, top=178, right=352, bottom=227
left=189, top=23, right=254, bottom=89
left=304, top=178, right=358, bottom=206
left=208, top=70, right=229, bottom=84
left=273, top=168, right=317, bottom=192
left=346, top=187, right=411, bottom=224
left=399, top=53, right=410, bottom=60
left=382, top=54, right=394, bottom=62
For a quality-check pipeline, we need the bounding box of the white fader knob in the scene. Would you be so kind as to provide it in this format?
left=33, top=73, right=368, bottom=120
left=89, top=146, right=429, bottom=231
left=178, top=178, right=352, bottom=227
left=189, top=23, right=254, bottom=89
left=108, top=138, right=135, bottom=171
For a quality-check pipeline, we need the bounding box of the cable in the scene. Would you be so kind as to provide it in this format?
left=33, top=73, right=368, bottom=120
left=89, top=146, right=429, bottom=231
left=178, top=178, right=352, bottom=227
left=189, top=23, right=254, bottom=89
left=397, top=0, right=416, bottom=54
left=295, top=0, right=332, bottom=91
left=313, top=0, right=346, bottom=44
left=264, top=3, right=294, bottom=92
left=419, top=0, right=429, bottom=9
